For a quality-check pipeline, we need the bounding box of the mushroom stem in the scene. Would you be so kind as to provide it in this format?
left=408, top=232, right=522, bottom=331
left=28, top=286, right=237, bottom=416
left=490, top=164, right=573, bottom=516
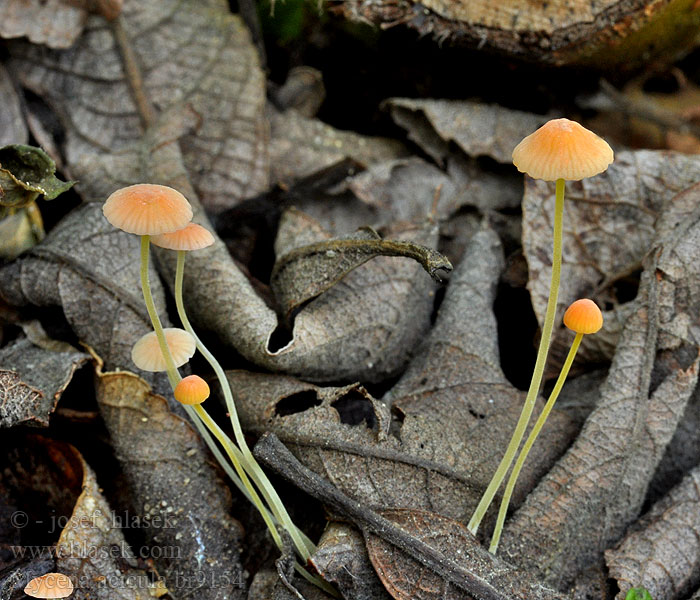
left=468, top=178, right=565, bottom=535
left=174, top=251, right=316, bottom=560
left=488, top=331, right=583, bottom=554
left=139, top=235, right=180, bottom=388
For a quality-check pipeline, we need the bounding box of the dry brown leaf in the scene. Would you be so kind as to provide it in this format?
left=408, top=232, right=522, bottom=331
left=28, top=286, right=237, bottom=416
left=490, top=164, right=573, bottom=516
left=0, top=0, right=88, bottom=49
left=0, top=203, right=170, bottom=392
left=95, top=367, right=245, bottom=600
left=500, top=183, right=700, bottom=590
left=55, top=443, right=155, bottom=600
left=605, top=464, right=700, bottom=600
left=268, top=105, right=407, bottom=186
left=311, top=523, right=392, bottom=600
left=0, top=337, right=89, bottom=428
left=524, top=150, right=700, bottom=368
left=365, top=508, right=568, bottom=600
left=386, top=99, right=549, bottom=165
left=0, top=63, right=27, bottom=146
left=10, top=0, right=268, bottom=213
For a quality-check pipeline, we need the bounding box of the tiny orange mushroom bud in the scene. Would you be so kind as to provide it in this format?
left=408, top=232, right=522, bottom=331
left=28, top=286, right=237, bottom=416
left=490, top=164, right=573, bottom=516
left=174, top=375, right=210, bottom=405
left=24, top=573, right=74, bottom=599
left=131, top=328, right=196, bottom=372
left=151, top=223, right=215, bottom=251
left=563, top=299, right=603, bottom=334
left=512, top=118, right=613, bottom=181
left=102, top=184, right=193, bottom=235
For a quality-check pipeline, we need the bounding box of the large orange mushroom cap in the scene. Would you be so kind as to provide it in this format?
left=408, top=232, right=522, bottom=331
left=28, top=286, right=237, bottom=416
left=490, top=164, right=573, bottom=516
left=131, top=328, right=196, bottom=372
left=103, top=184, right=193, bottom=235
left=563, top=299, right=603, bottom=334
left=512, top=118, right=613, bottom=181
left=151, top=223, right=215, bottom=251
left=24, top=573, right=74, bottom=599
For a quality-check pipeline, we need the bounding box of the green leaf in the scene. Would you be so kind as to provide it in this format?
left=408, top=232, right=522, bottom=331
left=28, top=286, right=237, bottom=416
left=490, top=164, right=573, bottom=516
left=0, top=144, right=75, bottom=208
left=625, top=588, right=653, bottom=600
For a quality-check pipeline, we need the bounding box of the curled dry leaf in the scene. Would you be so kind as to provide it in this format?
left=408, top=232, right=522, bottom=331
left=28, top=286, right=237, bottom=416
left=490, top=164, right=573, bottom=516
left=54, top=444, right=155, bottom=600
left=605, top=464, right=700, bottom=600
left=230, top=227, right=576, bottom=525
left=500, top=183, right=700, bottom=590
left=265, top=209, right=447, bottom=382
left=0, top=145, right=75, bottom=209
left=95, top=367, right=245, bottom=600
left=271, top=208, right=452, bottom=322
left=10, top=0, right=268, bottom=214
left=268, top=104, right=407, bottom=186
left=0, top=64, right=28, bottom=146
left=524, top=150, right=700, bottom=366
left=0, top=203, right=169, bottom=389
left=0, top=337, right=89, bottom=428
left=386, top=99, right=549, bottom=166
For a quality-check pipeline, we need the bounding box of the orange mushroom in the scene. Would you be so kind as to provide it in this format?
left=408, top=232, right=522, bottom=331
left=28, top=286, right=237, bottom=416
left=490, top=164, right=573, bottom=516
left=470, top=119, right=613, bottom=544
left=151, top=223, right=214, bottom=251
left=512, top=118, right=613, bottom=181
left=131, top=328, right=196, bottom=372
left=24, top=573, right=74, bottom=599
left=174, top=375, right=210, bottom=405
left=102, top=184, right=192, bottom=236
left=564, top=298, right=604, bottom=334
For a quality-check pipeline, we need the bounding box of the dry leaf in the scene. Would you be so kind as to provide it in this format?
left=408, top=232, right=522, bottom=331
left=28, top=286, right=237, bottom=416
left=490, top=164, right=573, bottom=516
left=386, top=99, right=549, bottom=165
left=271, top=208, right=451, bottom=322
left=96, top=367, right=245, bottom=600
left=365, top=508, right=568, bottom=600
left=500, top=183, right=700, bottom=590
left=54, top=444, right=155, bottom=600
left=311, top=523, right=392, bottom=600
left=0, top=203, right=170, bottom=392
left=0, top=0, right=88, bottom=49
left=605, top=464, right=700, bottom=600
left=10, top=0, right=268, bottom=213
left=524, top=150, right=700, bottom=368
left=0, top=64, right=28, bottom=146
left=268, top=105, right=407, bottom=186
left=0, top=336, right=89, bottom=428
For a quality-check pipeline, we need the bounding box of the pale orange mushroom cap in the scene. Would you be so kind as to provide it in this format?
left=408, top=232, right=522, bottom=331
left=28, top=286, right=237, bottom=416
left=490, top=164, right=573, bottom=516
left=174, top=375, right=210, bottom=405
left=131, top=328, right=196, bottom=372
left=563, top=299, right=603, bottom=334
left=512, top=118, right=613, bottom=181
left=103, top=184, right=193, bottom=235
left=151, top=223, right=215, bottom=251
left=24, top=573, right=74, bottom=599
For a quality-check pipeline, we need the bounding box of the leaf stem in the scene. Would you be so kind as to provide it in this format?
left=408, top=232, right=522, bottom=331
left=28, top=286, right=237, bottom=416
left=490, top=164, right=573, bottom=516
left=488, top=332, right=583, bottom=553
left=468, top=178, right=566, bottom=535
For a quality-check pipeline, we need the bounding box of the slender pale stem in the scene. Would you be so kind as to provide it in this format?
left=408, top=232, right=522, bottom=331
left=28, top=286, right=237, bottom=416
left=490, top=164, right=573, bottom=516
left=468, top=178, right=566, bottom=535
left=488, top=332, right=583, bottom=554
left=192, top=404, right=283, bottom=549
left=140, top=236, right=179, bottom=388
left=175, top=251, right=315, bottom=560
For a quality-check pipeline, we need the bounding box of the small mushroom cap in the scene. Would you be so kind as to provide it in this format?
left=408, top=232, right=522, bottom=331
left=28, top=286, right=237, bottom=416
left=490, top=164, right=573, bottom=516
left=24, top=573, right=74, bottom=599
left=512, top=118, right=613, bottom=181
left=174, top=375, right=210, bottom=405
left=563, top=299, right=603, bottom=334
left=103, top=184, right=193, bottom=235
left=131, top=328, right=196, bottom=372
left=151, top=223, right=215, bottom=251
